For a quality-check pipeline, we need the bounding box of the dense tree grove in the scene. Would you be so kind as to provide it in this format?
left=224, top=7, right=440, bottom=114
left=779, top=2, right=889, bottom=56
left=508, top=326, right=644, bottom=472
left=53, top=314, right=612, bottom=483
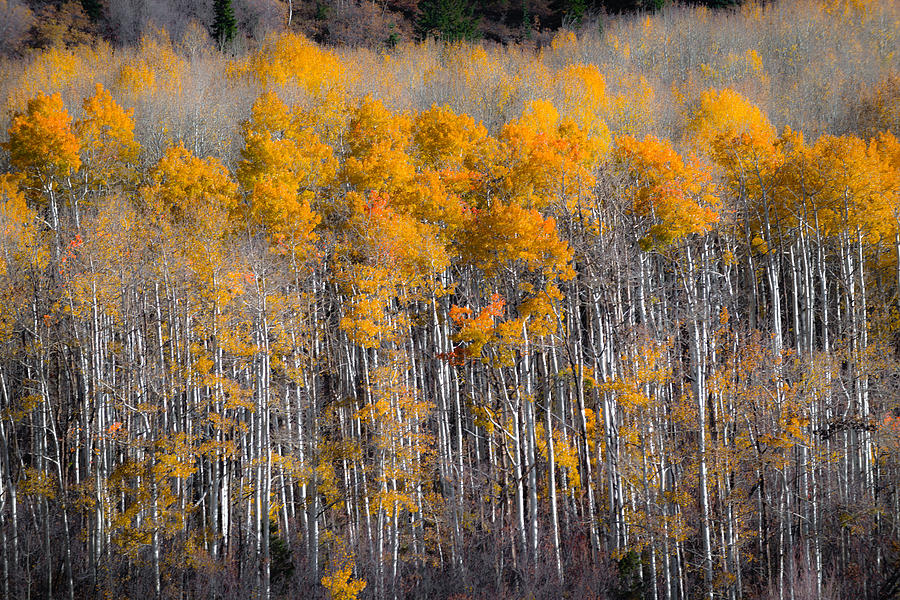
left=2, top=1, right=900, bottom=598
left=0, top=0, right=742, bottom=52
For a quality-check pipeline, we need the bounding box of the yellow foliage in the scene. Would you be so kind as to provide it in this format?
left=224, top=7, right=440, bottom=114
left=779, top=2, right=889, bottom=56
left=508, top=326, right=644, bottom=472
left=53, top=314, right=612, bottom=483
left=606, top=74, right=656, bottom=135
left=321, top=559, right=367, bottom=600
left=76, top=83, right=139, bottom=187
left=234, top=32, right=348, bottom=97
left=143, top=143, right=237, bottom=231
left=106, top=453, right=191, bottom=557
left=455, top=201, right=574, bottom=279
left=342, top=97, right=414, bottom=195
left=136, top=29, right=188, bottom=98
left=699, top=50, right=767, bottom=88
left=604, top=339, right=672, bottom=418
left=5, top=91, right=81, bottom=180
left=687, top=88, right=781, bottom=188
left=336, top=195, right=450, bottom=348
left=690, top=88, right=775, bottom=145
left=450, top=292, right=506, bottom=358
left=515, top=284, right=563, bottom=338
left=500, top=99, right=599, bottom=207
left=7, top=43, right=110, bottom=109
left=238, top=92, right=334, bottom=249
left=555, top=63, right=609, bottom=126
left=412, top=104, right=488, bottom=170
left=115, top=61, right=155, bottom=96
left=535, top=423, right=582, bottom=489
left=18, top=467, right=56, bottom=499
left=790, top=132, right=893, bottom=241
left=338, top=263, right=401, bottom=348
left=614, top=134, right=720, bottom=248
left=0, top=174, right=40, bottom=284
left=155, top=433, right=198, bottom=479
left=549, top=30, right=579, bottom=61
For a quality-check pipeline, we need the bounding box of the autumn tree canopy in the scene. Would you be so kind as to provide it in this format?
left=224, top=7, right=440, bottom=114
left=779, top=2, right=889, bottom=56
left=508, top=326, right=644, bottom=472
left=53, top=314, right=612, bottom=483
left=1, top=2, right=900, bottom=599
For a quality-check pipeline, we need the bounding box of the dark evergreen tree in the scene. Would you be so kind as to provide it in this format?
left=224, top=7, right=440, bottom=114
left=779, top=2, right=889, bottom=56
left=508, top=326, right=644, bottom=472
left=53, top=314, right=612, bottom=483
left=80, top=0, right=103, bottom=22
left=566, top=0, right=588, bottom=24
left=416, top=0, right=480, bottom=42
left=613, top=551, right=645, bottom=600
left=212, top=0, right=237, bottom=47
left=269, top=520, right=294, bottom=591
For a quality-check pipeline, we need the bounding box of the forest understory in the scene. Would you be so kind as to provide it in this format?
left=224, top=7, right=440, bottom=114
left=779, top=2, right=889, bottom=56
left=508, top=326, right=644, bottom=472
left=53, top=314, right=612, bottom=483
left=2, top=1, right=900, bottom=598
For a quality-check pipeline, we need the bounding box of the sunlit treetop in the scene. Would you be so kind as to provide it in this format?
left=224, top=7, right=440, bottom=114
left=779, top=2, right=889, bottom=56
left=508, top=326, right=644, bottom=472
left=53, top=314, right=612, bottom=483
left=867, top=132, right=900, bottom=235
left=241, top=91, right=293, bottom=140
left=801, top=133, right=892, bottom=240
left=345, top=97, right=412, bottom=158
left=687, top=88, right=779, bottom=170
left=498, top=99, right=604, bottom=210
left=614, top=134, right=720, bottom=249
left=238, top=93, right=337, bottom=194
left=760, top=125, right=810, bottom=232
left=232, top=32, right=348, bottom=97
left=76, top=83, right=140, bottom=187
left=400, top=104, right=491, bottom=231
left=412, top=104, right=488, bottom=171
left=237, top=93, right=292, bottom=194
left=689, top=88, right=775, bottom=140
left=554, top=63, right=608, bottom=125
left=685, top=89, right=784, bottom=239
left=454, top=200, right=574, bottom=280
left=237, top=92, right=334, bottom=251
left=498, top=99, right=562, bottom=205
left=143, top=144, right=237, bottom=231
left=341, top=97, right=415, bottom=196
left=5, top=92, right=81, bottom=181
left=389, top=170, right=469, bottom=237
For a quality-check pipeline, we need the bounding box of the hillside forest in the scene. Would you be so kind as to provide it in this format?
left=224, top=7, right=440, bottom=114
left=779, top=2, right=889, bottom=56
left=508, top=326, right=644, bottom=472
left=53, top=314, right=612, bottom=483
left=2, top=1, right=900, bottom=599
left=0, top=0, right=739, bottom=51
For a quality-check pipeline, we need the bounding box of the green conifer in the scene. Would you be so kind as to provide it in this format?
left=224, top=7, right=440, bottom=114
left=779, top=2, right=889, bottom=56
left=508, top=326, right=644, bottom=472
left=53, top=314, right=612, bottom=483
left=80, top=0, right=102, bottom=22
left=212, top=0, right=237, bottom=47
left=416, top=0, right=480, bottom=42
